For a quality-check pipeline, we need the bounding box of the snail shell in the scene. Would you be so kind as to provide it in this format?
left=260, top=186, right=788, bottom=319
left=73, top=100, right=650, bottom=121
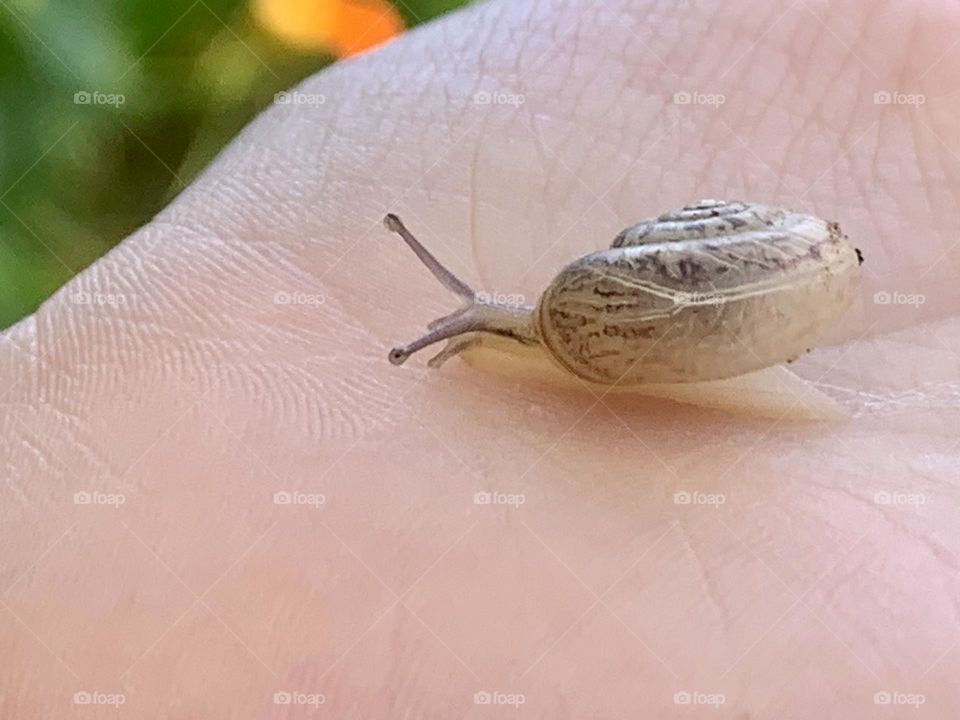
left=536, top=200, right=861, bottom=384
left=384, top=200, right=862, bottom=387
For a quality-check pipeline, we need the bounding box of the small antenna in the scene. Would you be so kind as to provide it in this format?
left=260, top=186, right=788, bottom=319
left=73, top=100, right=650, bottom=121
left=383, top=214, right=474, bottom=300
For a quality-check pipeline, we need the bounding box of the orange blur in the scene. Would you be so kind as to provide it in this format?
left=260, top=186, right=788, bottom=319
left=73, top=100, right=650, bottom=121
left=254, top=0, right=405, bottom=57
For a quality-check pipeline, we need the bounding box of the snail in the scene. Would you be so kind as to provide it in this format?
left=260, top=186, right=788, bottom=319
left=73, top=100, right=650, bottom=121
left=385, top=200, right=862, bottom=390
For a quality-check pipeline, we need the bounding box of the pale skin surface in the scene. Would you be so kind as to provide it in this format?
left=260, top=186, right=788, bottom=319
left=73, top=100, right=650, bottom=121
left=3, top=0, right=960, bottom=717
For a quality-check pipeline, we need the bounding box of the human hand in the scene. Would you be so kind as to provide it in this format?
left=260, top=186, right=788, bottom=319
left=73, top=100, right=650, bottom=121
left=4, top=0, right=959, bottom=716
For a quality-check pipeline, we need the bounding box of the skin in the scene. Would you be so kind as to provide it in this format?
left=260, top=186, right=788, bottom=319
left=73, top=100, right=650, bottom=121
left=2, top=0, right=960, bottom=717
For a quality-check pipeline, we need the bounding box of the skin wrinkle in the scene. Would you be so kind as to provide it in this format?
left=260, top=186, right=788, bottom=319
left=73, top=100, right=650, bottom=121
left=542, top=119, right=597, bottom=225
left=725, top=19, right=830, bottom=193
left=674, top=520, right=735, bottom=654
left=793, top=13, right=823, bottom=103
left=827, top=520, right=960, bottom=640
left=467, top=122, right=485, bottom=286
left=912, top=123, right=945, bottom=224
left=716, top=0, right=788, bottom=82
left=914, top=119, right=960, bottom=267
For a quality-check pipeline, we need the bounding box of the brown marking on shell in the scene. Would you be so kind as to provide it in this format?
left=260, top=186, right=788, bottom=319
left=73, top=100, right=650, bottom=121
left=536, top=201, right=861, bottom=385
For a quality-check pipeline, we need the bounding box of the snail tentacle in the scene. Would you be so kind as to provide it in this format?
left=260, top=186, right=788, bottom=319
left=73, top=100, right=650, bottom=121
left=384, top=214, right=474, bottom=299
left=385, top=213, right=540, bottom=366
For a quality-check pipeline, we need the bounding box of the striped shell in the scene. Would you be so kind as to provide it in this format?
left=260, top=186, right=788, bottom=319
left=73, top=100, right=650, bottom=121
left=535, top=200, right=861, bottom=384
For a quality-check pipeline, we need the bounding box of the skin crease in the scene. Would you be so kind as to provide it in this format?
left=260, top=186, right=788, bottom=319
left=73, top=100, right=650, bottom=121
left=2, top=0, right=960, bottom=716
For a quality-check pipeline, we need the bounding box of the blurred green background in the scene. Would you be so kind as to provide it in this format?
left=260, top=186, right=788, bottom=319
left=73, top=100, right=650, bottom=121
left=0, top=0, right=470, bottom=330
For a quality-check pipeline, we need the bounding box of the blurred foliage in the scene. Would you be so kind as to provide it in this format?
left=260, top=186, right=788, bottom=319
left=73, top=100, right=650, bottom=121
left=0, top=0, right=470, bottom=329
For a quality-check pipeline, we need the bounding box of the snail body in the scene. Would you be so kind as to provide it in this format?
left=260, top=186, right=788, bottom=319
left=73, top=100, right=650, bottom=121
left=385, top=200, right=862, bottom=386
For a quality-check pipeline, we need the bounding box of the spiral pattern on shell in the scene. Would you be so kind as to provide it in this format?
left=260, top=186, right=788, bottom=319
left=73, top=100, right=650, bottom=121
left=610, top=199, right=807, bottom=249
